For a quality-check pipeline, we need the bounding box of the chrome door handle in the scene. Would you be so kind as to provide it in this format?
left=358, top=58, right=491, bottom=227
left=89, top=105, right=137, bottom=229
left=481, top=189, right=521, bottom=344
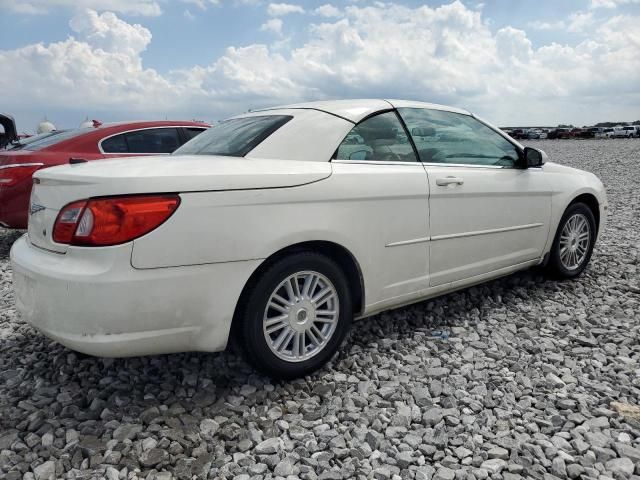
left=436, top=176, right=464, bottom=186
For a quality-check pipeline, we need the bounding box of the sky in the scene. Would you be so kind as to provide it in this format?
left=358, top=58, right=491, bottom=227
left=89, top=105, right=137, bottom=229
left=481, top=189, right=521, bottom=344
left=0, top=0, right=638, bottom=132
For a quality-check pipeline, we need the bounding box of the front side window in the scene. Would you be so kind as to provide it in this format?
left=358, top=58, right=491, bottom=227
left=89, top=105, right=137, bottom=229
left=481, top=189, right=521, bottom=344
left=173, top=115, right=292, bottom=157
left=335, top=111, right=417, bottom=162
left=398, top=108, right=521, bottom=167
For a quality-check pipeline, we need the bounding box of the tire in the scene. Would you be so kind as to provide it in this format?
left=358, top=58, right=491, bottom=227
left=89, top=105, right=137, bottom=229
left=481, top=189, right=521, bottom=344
left=236, top=252, right=352, bottom=379
left=546, top=202, right=597, bottom=279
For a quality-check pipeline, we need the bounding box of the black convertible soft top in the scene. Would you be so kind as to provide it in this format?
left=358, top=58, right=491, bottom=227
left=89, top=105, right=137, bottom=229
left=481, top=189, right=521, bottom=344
left=0, top=113, right=18, bottom=148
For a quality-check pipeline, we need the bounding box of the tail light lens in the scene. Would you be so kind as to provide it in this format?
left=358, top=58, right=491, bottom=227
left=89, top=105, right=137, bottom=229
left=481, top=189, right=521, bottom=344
left=52, top=195, right=180, bottom=246
left=0, top=164, right=43, bottom=187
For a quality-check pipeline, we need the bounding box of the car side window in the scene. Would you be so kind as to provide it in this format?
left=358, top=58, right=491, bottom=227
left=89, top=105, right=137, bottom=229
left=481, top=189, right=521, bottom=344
left=335, top=111, right=417, bottom=162
left=397, top=108, right=521, bottom=167
left=101, top=128, right=181, bottom=154
left=125, top=128, right=181, bottom=154
left=101, top=133, right=128, bottom=153
left=183, top=127, right=206, bottom=141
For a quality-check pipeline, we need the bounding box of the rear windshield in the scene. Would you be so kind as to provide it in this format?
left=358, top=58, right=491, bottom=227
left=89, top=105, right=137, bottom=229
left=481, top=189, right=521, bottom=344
left=173, top=115, right=292, bottom=157
left=24, top=128, right=91, bottom=151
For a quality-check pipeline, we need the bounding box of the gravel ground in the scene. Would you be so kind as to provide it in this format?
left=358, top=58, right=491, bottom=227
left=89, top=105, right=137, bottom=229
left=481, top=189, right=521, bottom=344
left=1, top=139, right=639, bottom=480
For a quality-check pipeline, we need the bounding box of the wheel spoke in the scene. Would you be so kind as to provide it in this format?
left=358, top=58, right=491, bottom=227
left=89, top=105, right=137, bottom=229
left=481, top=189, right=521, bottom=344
left=314, top=318, right=336, bottom=325
left=268, top=300, right=289, bottom=315
left=284, top=278, right=298, bottom=303
left=274, top=328, right=294, bottom=352
left=273, top=293, right=293, bottom=307
left=294, top=332, right=305, bottom=358
left=265, top=322, right=287, bottom=335
left=265, top=314, right=288, bottom=334
left=302, top=274, right=319, bottom=299
left=312, top=287, right=333, bottom=307
left=306, top=328, right=320, bottom=346
left=311, top=325, right=325, bottom=343
left=291, top=276, right=302, bottom=299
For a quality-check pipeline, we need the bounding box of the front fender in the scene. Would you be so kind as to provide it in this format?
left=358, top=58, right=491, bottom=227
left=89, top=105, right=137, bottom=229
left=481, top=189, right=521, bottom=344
left=542, top=163, right=607, bottom=255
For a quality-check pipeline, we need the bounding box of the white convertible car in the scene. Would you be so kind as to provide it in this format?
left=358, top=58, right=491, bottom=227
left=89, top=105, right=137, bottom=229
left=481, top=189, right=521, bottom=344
left=11, top=100, right=607, bottom=378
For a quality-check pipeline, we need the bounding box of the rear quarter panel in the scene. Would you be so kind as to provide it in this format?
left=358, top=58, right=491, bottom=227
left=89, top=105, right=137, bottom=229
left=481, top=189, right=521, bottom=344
left=131, top=162, right=431, bottom=311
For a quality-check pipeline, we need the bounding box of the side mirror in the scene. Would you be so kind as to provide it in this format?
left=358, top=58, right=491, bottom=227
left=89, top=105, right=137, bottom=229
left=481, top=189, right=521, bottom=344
left=412, top=127, right=435, bottom=137
left=524, top=146, right=546, bottom=168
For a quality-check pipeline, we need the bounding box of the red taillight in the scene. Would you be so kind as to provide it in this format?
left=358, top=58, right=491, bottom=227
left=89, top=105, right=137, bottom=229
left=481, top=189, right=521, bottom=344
left=0, top=164, right=43, bottom=187
left=52, top=195, right=180, bottom=246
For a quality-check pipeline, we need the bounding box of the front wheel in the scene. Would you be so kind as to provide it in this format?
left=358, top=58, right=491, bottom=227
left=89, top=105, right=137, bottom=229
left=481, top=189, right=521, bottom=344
left=546, top=202, right=597, bottom=278
left=236, top=252, right=352, bottom=379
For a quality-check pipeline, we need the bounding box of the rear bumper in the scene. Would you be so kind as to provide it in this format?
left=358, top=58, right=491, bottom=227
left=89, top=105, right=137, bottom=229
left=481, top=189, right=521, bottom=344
left=10, top=235, right=261, bottom=357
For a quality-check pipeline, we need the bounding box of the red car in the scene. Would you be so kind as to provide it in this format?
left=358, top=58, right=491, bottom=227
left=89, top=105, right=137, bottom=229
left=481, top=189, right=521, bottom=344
left=0, top=120, right=209, bottom=229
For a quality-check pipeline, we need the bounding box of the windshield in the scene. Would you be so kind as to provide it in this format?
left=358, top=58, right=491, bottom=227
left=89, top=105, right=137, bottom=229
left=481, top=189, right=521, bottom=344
left=173, top=115, right=292, bottom=157
left=8, top=130, right=68, bottom=150
left=23, top=128, right=92, bottom=151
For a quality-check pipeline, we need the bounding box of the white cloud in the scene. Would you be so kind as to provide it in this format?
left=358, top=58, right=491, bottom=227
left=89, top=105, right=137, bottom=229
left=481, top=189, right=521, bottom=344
left=495, top=26, right=532, bottom=62
left=69, top=9, right=152, bottom=56
left=1, top=2, right=639, bottom=127
left=180, top=0, right=220, bottom=10
left=591, top=0, right=640, bottom=8
left=0, top=9, right=175, bottom=120
left=184, top=9, right=196, bottom=20
left=267, top=2, right=304, bottom=16
left=527, top=20, right=566, bottom=30
left=0, top=0, right=162, bottom=16
left=314, top=4, right=342, bottom=17
left=260, top=18, right=283, bottom=35
left=567, top=11, right=595, bottom=32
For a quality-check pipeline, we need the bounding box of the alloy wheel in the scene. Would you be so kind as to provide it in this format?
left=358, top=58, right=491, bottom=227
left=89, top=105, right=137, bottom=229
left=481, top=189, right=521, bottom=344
left=262, top=271, right=339, bottom=362
left=559, top=213, right=591, bottom=271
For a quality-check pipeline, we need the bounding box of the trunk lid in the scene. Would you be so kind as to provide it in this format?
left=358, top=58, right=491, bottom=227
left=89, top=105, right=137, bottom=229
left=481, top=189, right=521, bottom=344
left=28, top=155, right=332, bottom=253
left=0, top=113, right=18, bottom=149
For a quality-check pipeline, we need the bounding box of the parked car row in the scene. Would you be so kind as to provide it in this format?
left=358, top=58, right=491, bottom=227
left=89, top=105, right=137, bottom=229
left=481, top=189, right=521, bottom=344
left=503, top=125, right=640, bottom=140
left=0, top=117, right=209, bottom=228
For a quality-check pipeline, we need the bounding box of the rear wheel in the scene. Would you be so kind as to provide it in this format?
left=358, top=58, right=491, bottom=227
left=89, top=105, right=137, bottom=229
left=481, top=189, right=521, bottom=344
left=236, top=252, right=352, bottom=379
left=546, top=202, right=596, bottom=278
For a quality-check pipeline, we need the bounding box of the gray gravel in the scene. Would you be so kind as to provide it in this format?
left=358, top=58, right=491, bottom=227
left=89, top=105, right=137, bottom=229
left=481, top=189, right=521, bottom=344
left=1, top=139, right=639, bottom=480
